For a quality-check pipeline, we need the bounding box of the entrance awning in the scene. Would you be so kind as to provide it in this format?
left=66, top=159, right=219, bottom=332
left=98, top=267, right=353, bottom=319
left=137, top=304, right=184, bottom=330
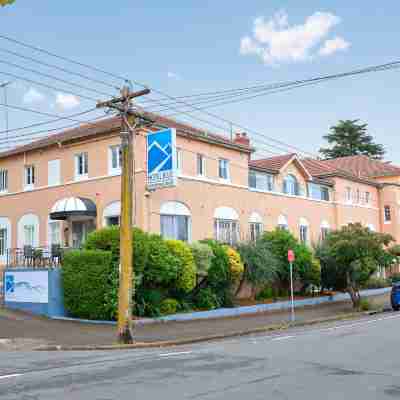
left=50, top=197, right=97, bottom=221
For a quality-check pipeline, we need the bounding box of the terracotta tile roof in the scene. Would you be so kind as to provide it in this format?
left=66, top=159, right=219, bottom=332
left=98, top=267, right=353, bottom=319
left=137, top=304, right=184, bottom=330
left=0, top=112, right=252, bottom=159
left=316, top=155, right=400, bottom=178
left=249, top=153, right=296, bottom=173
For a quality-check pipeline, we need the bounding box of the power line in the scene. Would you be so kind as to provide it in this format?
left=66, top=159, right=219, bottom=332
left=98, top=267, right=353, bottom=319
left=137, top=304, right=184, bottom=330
left=0, top=70, right=98, bottom=102
left=0, top=115, right=111, bottom=148
left=0, top=34, right=129, bottom=84
left=0, top=58, right=114, bottom=99
left=0, top=47, right=120, bottom=91
left=0, top=107, right=100, bottom=135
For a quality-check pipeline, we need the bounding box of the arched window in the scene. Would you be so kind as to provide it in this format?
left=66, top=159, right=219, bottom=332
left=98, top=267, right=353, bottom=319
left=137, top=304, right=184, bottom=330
left=160, top=201, right=191, bottom=241
left=278, top=214, right=288, bottom=230
left=0, top=217, right=11, bottom=264
left=283, top=174, right=299, bottom=196
left=249, top=212, right=263, bottom=241
left=18, top=214, right=40, bottom=249
left=103, top=201, right=121, bottom=227
left=299, top=217, right=309, bottom=244
left=320, top=220, right=330, bottom=241
left=214, top=206, right=239, bottom=245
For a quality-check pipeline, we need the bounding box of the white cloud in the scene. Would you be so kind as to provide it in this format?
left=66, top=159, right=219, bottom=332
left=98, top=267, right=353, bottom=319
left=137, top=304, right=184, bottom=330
left=55, top=93, right=80, bottom=110
left=23, top=87, right=45, bottom=104
left=240, top=10, right=350, bottom=65
left=319, top=36, right=350, bottom=56
left=167, top=71, right=182, bottom=80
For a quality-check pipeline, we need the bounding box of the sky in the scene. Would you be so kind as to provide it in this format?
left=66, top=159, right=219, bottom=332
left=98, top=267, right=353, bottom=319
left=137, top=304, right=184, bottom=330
left=0, top=1, right=399, bottom=161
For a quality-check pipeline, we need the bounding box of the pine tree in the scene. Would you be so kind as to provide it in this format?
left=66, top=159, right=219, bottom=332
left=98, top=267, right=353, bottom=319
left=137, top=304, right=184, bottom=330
left=320, top=119, right=385, bottom=160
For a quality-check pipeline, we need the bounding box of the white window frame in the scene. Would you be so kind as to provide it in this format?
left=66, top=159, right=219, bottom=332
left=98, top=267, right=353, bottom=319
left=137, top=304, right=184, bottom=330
left=384, top=205, right=392, bottom=223
left=0, top=169, right=8, bottom=193
left=249, top=222, right=263, bottom=242
left=345, top=187, right=352, bottom=203
left=214, top=219, right=239, bottom=245
left=283, top=174, right=299, bottom=196
left=0, top=227, right=7, bottom=256
left=48, top=220, right=62, bottom=246
left=218, top=158, right=230, bottom=181
left=277, top=214, right=288, bottom=231
left=74, top=152, right=89, bottom=181
left=249, top=170, right=274, bottom=191
left=197, top=153, right=206, bottom=177
left=108, top=145, right=122, bottom=176
left=24, top=165, right=35, bottom=190
left=24, top=224, right=35, bottom=247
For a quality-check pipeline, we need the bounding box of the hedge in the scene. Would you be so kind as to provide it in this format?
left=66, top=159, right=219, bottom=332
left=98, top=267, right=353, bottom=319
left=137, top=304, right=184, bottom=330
left=62, top=250, right=113, bottom=320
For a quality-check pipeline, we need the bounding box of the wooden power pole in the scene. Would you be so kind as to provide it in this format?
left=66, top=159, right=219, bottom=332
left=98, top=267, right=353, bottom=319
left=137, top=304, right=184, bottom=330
left=97, top=85, right=151, bottom=343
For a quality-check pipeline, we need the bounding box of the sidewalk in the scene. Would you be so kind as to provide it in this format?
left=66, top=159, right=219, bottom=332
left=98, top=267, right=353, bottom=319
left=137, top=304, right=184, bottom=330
left=0, top=293, right=390, bottom=350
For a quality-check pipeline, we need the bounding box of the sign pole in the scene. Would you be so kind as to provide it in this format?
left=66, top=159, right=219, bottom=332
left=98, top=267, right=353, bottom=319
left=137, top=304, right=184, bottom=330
left=287, top=249, right=295, bottom=323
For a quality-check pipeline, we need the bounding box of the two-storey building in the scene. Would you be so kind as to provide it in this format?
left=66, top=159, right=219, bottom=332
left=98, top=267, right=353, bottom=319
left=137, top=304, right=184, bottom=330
left=0, top=113, right=399, bottom=276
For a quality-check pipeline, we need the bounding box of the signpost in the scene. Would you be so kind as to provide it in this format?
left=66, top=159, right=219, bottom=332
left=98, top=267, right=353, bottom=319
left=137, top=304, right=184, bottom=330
left=288, top=249, right=295, bottom=322
left=147, top=128, right=177, bottom=190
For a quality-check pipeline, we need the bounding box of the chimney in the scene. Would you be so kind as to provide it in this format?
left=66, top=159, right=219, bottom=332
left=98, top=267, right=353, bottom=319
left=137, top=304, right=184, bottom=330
left=234, top=132, right=250, bottom=147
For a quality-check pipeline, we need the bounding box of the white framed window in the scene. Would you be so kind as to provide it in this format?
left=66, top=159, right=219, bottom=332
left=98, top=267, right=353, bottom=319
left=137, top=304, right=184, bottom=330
left=215, top=219, right=239, bottom=245
left=384, top=205, right=391, bottom=223
left=0, top=227, right=7, bottom=256
left=109, top=145, right=122, bottom=175
left=283, top=174, right=299, bottom=195
left=218, top=159, right=230, bottom=181
left=320, top=221, right=330, bottom=241
left=345, top=187, right=352, bottom=203
left=75, top=152, right=88, bottom=180
left=197, top=154, right=206, bottom=176
left=48, top=221, right=61, bottom=246
left=365, top=191, right=370, bottom=205
left=161, top=215, right=190, bottom=241
left=249, top=170, right=274, bottom=191
left=308, top=183, right=330, bottom=201
left=299, top=218, right=309, bottom=244
left=0, top=169, right=8, bottom=193
left=24, top=165, right=35, bottom=190
left=160, top=201, right=191, bottom=242
left=278, top=214, right=288, bottom=230
left=249, top=222, right=262, bottom=241
left=48, top=159, right=61, bottom=186
left=24, top=225, right=35, bottom=247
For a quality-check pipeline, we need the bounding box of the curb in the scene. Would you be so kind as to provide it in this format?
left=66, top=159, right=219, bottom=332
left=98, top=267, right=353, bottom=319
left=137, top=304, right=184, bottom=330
left=34, top=310, right=385, bottom=351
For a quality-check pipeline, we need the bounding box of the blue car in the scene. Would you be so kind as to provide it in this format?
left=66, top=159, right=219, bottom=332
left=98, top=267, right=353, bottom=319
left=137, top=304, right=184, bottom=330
left=391, top=282, right=400, bottom=311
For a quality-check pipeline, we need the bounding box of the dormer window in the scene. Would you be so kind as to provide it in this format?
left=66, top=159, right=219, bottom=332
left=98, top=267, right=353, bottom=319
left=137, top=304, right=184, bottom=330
left=283, top=174, right=299, bottom=195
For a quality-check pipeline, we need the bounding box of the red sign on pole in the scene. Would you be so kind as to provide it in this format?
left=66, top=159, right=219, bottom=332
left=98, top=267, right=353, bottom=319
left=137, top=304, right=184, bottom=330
left=288, top=249, right=295, bottom=263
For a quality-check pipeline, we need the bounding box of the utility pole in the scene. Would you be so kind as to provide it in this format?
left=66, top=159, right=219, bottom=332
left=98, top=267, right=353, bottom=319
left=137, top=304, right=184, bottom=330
left=97, top=85, right=151, bottom=343
left=0, top=81, right=12, bottom=149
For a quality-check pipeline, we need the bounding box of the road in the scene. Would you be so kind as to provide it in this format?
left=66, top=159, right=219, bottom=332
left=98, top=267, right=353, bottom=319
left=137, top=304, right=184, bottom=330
left=1, top=312, right=400, bottom=399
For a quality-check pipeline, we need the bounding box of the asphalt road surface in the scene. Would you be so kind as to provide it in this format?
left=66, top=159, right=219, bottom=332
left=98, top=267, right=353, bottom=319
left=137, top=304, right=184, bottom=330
left=1, top=312, right=400, bottom=399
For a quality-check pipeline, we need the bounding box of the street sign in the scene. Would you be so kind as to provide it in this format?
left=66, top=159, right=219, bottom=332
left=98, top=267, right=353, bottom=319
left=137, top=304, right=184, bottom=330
left=288, top=249, right=295, bottom=263
left=147, top=128, right=177, bottom=190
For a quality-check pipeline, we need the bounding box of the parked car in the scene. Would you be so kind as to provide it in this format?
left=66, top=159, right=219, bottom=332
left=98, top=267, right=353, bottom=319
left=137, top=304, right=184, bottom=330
left=391, top=282, right=400, bottom=311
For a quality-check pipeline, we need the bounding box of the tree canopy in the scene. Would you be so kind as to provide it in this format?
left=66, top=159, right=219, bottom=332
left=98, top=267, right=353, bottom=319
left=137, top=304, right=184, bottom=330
left=0, top=0, right=15, bottom=6
left=316, top=223, right=394, bottom=308
left=320, top=119, right=385, bottom=160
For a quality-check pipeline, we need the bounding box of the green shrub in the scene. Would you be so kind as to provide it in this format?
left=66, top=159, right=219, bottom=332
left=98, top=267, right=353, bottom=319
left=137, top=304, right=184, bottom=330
left=62, top=250, right=113, bottom=320
left=390, top=273, right=400, bottom=283
left=135, top=288, right=165, bottom=317
left=166, top=240, right=197, bottom=294
left=144, top=235, right=179, bottom=287
left=256, top=286, right=274, bottom=300
left=159, top=298, right=179, bottom=315
left=194, top=288, right=220, bottom=310
left=201, top=239, right=233, bottom=307
left=362, top=276, right=390, bottom=289
left=190, top=241, right=214, bottom=277
left=359, top=298, right=371, bottom=311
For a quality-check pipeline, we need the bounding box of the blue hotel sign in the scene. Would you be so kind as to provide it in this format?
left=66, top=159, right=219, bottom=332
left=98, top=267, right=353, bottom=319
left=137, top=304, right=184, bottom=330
left=147, top=128, right=177, bottom=190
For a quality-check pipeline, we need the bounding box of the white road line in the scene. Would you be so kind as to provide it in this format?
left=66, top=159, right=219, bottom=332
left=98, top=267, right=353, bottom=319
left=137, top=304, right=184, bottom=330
left=0, top=374, right=22, bottom=380
left=159, top=351, right=193, bottom=357
left=271, top=335, right=295, bottom=341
